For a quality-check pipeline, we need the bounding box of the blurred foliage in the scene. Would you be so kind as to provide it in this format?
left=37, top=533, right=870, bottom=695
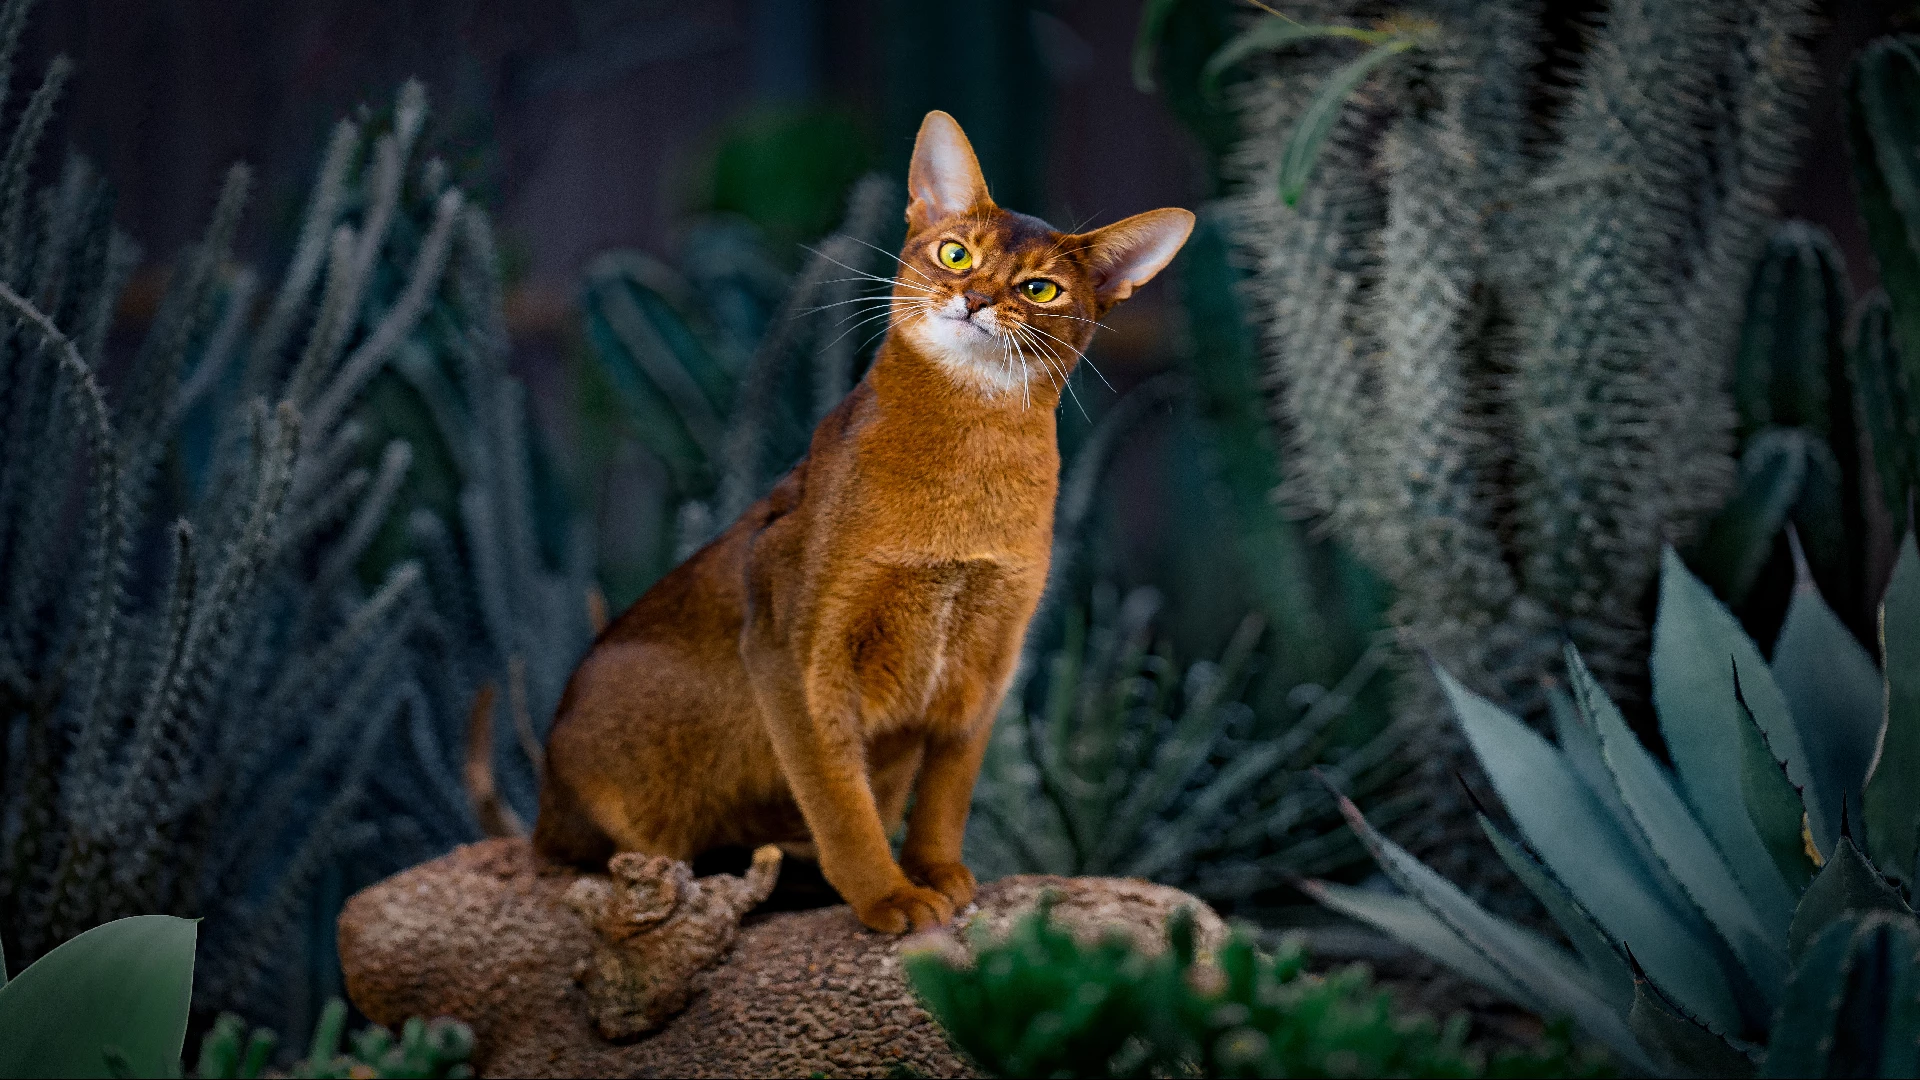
left=194, top=999, right=473, bottom=1080
left=694, top=106, right=877, bottom=266
left=906, top=900, right=1614, bottom=1078
left=0, top=915, right=196, bottom=1079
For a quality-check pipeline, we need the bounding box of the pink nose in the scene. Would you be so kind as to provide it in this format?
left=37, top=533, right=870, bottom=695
left=963, top=291, right=991, bottom=314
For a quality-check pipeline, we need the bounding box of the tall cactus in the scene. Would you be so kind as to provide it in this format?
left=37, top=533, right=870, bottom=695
left=1213, top=0, right=1815, bottom=863
left=1697, top=221, right=1872, bottom=644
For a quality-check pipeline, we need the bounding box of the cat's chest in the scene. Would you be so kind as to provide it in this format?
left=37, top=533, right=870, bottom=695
left=844, top=556, right=1037, bottom=731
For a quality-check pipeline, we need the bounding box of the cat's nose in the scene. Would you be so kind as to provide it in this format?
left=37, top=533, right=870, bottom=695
left=962, top=291, right=991, bottom=314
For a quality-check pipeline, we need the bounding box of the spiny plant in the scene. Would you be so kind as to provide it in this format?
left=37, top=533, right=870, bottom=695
left=964, top=580, right=1408, bottom=908
left=905, top=900, right=1613, bottom=1078
left=1195, top=0, right=1817, bottom=873
left=0, top=0, right=587, bottom=1039
left=1311, top=537, right=1920, bottom=1075
left=577, top=174, right=894, bottom=598
left=1694, top=221, right=1870, bottom=647
left=194, top=999, right=474, bottom=1080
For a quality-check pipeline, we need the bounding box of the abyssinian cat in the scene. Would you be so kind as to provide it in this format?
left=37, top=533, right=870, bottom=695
left=534, top=110, right=1194, bottom=933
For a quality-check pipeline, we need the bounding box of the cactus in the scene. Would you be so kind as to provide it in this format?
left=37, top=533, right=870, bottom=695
left=1310, top=533, right=1920, bottom=1075
left=904, top=900, right=1610, bottom=1079
left=1203, top=0, right=1816, bottom=875
left=1696, top=221, right=1872, bottom=644
left=0, top=0, right=590, bottom=1041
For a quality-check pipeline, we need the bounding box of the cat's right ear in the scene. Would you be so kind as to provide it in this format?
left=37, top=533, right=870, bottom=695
left=907, top=111, right=992, bottom=232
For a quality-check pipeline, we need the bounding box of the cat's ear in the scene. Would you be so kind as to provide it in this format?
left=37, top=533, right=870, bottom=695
left=908, top=111, right=992, bottom=231
left=1077, top=209, right=1196, bottom=305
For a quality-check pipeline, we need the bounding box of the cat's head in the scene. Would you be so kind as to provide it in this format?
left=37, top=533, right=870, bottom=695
left=888, top=110, right=1193, bottom=400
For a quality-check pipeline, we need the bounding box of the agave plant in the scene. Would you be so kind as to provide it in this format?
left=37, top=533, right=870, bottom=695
left=1310, top=538, right=1920, bottom=1075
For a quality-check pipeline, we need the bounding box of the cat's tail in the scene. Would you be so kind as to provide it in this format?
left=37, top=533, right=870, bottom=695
left=465, top=681, right=529, bottom=839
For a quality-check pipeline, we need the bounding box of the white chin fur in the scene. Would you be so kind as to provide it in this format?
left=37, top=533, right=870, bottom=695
left=900, top=308, right=1025, bottom=396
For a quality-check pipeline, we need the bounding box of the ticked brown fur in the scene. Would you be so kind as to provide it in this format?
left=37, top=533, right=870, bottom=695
left=535, top=111, right=1194, bottom=933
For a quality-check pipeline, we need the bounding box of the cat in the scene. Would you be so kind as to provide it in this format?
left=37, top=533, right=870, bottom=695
left=534, top=110, right=1194, bottom=933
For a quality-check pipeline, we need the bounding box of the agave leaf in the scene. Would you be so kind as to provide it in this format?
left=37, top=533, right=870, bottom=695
left=0, top=915, right=197, bottom=1079
left=1477, top=814, right=1635, bottom=1015
left=1864, top=534, right=1920, bottom=887
left=1692, top=430, right=1808, bottom=606
left=1319, top=793, right=1654, bottom=1071
left=1551, top=687, right=1707, bottom=922
left=1302, top=881, right=1528, bottom=1003
left=1772, top=559, right=1883, bottom=860
left=1732, top=682, right=1817, bottom=898
left=1875, top=916, right=1920, bottom=1078
left=1278, top=38, right=1416, bottom=206
left=1760, top=917, right=1860, bottom=1078
left=1576, top=649, right=1789, bottom=995
left=1626, top=967, right=1756, bottom=1078
left=1787, top=835, right=1912, bottom=962
left=1439, top=668, right=1745, bottom=1035
left=1199, top=19, right=1396, bottom=97
left=1653, top=548, right=1805, bottom=935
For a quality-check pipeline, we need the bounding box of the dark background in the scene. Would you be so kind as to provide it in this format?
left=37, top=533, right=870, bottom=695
left=16, top=0, right=1915, bottom=630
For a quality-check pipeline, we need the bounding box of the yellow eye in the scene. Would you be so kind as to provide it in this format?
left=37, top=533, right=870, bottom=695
left=1021, top=279, right=1059, bottom=303
left=938, top=241, right=972, bottom=270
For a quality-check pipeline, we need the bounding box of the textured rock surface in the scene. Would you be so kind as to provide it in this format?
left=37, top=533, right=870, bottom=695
left=339, top=839, right=1225, bottom=1078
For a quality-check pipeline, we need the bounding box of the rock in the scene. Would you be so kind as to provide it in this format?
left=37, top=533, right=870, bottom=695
left=565, top=846, right=781, bottom=1038
left=338, top=838, right=1226, bottom=1079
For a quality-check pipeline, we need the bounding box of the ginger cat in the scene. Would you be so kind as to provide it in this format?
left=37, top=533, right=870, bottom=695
left=535, top=111, right=1194, bottom=933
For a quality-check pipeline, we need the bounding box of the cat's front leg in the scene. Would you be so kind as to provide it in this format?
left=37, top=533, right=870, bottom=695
left=899, top=718, right=993, bottom=910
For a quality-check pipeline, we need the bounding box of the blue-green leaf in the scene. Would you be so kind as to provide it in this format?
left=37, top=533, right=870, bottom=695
left=1626, top=972, right=1756, bottom=1078
left=1576, top=649, right=1789, bottom=997
left=1772, top=562, right=1883, bottom=860
left=1864, top=533, right=1920, bottom=887
left=1303, top=882, right=1528, bottom=1003
left=1439, top=668, right=1745, bottom=1035
left=1787, top=835, right=1912, bottom=962
left=0, top=915, right=197, bottom=1079
left=1317, top=794, right=1654, bottom=1071
left=1732, top=680, right=1817, bottom=898
left=1653, top=548, right=1804, bottom=936
left=1761, top=917, right=1859, bottom=1078
left=1477, top=814, right=1635, bottom=1016
left=1279, top=38, right=1416, bottom=206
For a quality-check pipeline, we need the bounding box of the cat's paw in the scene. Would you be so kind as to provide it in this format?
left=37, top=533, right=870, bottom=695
left=855, top=884, right=955, bottom=933
left=906, top=860, right=976, bottom=909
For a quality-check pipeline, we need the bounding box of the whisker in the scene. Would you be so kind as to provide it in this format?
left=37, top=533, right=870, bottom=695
left=1020, top=320, right=1116, bottom=393
left=800, top=245, right=937, bottom=294
left=844, top=236, right=940, bottom=288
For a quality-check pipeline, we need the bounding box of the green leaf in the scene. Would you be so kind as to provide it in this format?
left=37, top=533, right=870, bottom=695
left=0, top=915, right=197, bottom=1079
left=1131, top=0, right=1182, bottom=92
left=1317, top=793, right=1655, bottom=1072
left=1732, top=678, right=1816, bottom=898
left=1692, top=429, right=1808, bottom=607
left=1653, top=548, right=1805, bottom=936
left=1787, top=835, right=1912, bottom=962
left=1865, top=534, right=1920, bottom=886
left=1199, top=19, right=1394, bottom=98
left=1476, top=814, right=1635, bottom=1016
left=1626, top=971, right=1755, bottom=1078
left=1440, top=667, right=1745, bottom=1035
left=1278, top=38, right=1416, bottom=206
left=1576, top=648, right=1789, bottom=996
left=1764, top=913, right=1920, bottom=1078
left=1772, top=560, right=1884, bottom=860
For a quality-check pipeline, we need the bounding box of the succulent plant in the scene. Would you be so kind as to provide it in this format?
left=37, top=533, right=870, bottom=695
left=1310, top=534, right=1920, bottom=1075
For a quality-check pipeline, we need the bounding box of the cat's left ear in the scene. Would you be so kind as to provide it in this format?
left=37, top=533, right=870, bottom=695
left=908, top=111, right=992, bottom=231
left=1077, top=209, right=1196, bottom=305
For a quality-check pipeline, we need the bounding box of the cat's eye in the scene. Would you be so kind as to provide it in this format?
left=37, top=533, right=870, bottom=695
left=1021, top=279, right=1060, bottom=303
left=937, top=241, right=973, bottom=270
